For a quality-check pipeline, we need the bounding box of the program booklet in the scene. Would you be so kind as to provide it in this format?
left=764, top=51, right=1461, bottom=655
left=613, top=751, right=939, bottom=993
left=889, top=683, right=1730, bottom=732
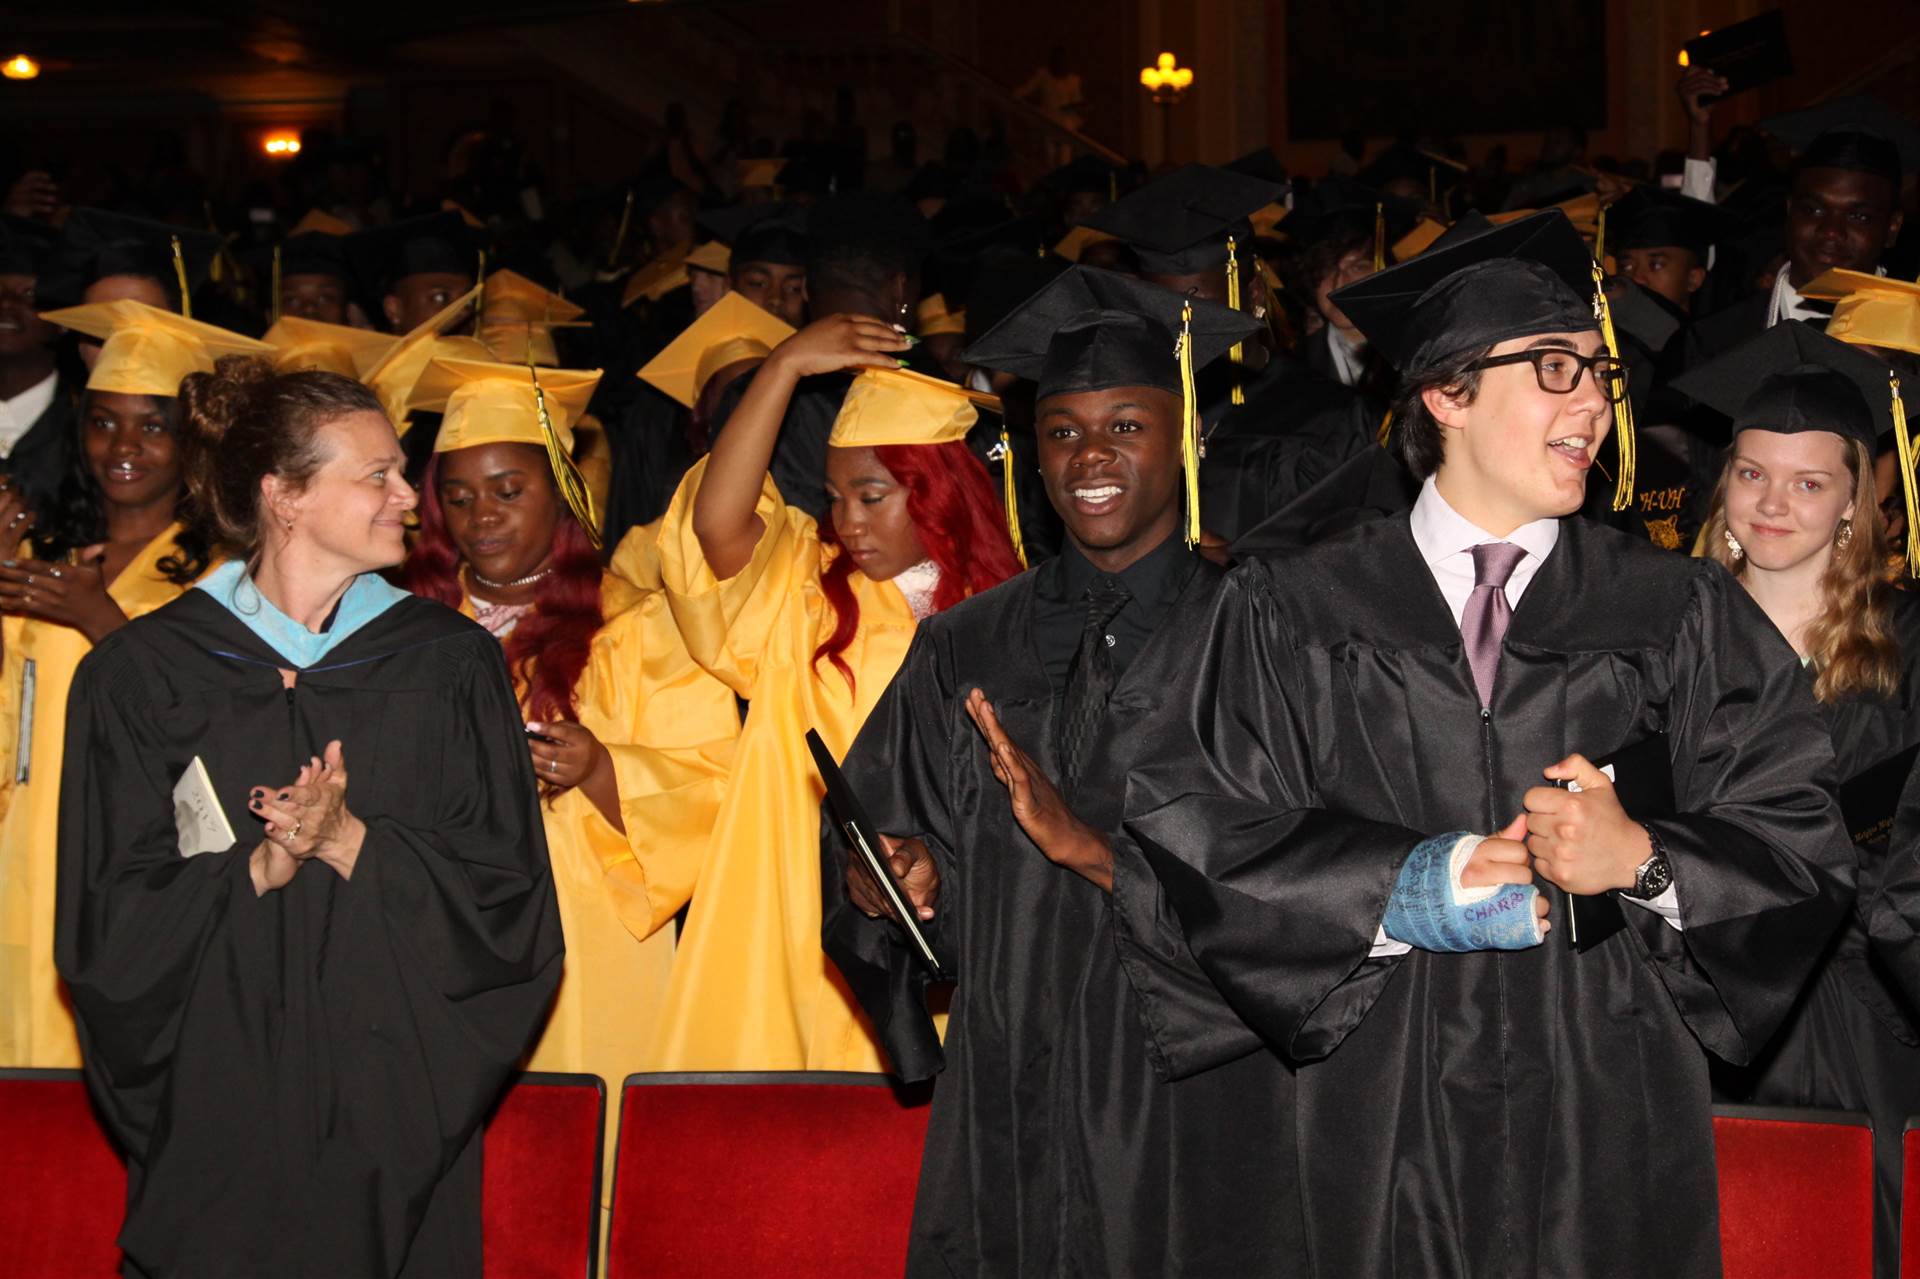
left=173, top=755, right=236, bottom=858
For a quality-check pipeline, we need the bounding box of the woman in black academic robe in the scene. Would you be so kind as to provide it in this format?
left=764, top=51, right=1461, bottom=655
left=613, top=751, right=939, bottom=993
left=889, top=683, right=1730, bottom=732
left=55, top=359, right=562, bottom=1279
left=1694, top=403, right=1920, bottom=1279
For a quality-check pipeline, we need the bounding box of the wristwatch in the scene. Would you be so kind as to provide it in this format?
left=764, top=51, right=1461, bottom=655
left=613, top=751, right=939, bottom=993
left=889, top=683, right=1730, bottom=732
left=1620, top=823, right=1674, bottom=900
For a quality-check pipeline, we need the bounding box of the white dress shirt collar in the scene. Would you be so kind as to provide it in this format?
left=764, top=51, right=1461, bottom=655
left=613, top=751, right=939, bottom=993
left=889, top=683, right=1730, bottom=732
left=1409, top=475, right=1561, bottom=626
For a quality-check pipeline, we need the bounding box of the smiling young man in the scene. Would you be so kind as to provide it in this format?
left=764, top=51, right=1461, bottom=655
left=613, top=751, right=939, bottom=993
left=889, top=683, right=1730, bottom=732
left=1119, top=210, right=1855, bottom=1278
left=819, top=267, right=1308, bottom=1277
left=1685, top=97, right=1918, bottom=365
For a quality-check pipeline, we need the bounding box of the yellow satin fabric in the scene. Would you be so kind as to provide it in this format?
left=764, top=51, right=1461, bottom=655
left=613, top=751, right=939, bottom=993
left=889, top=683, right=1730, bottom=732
left=647, top=457, right=915, bottom=1071
left=468, top=567, right=736, bottom=1230
left=0, top=527, right=199, bottom=1067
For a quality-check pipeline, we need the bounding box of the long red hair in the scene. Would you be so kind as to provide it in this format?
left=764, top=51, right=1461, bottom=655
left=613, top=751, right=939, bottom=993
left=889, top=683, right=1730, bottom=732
left=402, top=453, right=606, bottom=729
left=813, top=439, right=1022, bottom=690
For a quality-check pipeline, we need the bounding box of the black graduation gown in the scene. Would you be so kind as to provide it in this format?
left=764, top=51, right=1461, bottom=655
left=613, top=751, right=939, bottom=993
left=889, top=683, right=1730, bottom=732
left=1196, top=353, right=1376, bottom=543
left=821, top=563, right=1303, bottom=1278
left=1121, top=515, right=1854, bottom=1279
left=2, top=377, right=75, bottom=522
left=1727, top=591, right=1920, bottom=1279
left=55, top=591, right=564, bottom=1279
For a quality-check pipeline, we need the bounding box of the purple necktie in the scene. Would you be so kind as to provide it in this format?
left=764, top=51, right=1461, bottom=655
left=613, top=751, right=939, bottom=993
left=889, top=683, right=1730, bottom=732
left=1463, top=542, right=1527, bottom=708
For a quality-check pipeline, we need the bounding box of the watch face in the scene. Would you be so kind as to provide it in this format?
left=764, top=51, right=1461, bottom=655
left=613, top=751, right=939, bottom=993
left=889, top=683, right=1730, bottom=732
left=1633, top=854, right=1673, bottom=899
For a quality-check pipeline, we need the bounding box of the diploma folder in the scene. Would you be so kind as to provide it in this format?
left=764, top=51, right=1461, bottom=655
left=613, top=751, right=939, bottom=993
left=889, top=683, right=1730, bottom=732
left=807, top=729, right=947, bottom=978
left=1683, top=12, right=1793, bottom=101
left=1565, top=735, right=1676, bottom=953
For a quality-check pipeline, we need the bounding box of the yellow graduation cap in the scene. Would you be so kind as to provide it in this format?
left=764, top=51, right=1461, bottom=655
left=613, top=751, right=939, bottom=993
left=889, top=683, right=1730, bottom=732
left=1052, top=225, right=1120, bottom=263
left=360, top=284, right=484, bottom=431
left=262, top=315, right=396, bottom=378
left=622, top=248, right=691, bottom=309
left=685, top=240, right=732, bottom=277
left=411, top=355, right=606, bottom=546
left=289, top=208, right=354, bottom=238
left=1490, top=193, right=1601, bottom=238
left=480, top=321, right=578, bottom=369
left=637, top=292, right=794, bottom=409
left=1801, top=269, right=1920, bottom=356
left=41, top=299, right=273, bottom=397
left=1250, top=200, right=1290, bottom=239
left=737, top=157, right=785, bottom=190
left=827, top=366, right=1001, bottom=449
left=480, top=269, right=586, bottom=326
left=916, top=293, right=966, bottom=338
left=1392, top=217, right=1450, bottom=262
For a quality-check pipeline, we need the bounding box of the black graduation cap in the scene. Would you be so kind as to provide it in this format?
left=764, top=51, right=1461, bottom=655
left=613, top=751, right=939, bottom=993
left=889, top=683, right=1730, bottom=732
left=345, top=211, right=480, bottom=298
left=1607, top=278, right=1686, bottom=355
left=698, top=204, right=809, bottom=267
left=776, top=154, right=836, bottom=199
left=1602, top=187, right=1743, bottom=259
left=275, top=231, right=351, bottom=281
left=1085, top=163, right=1284, bottom=276
left=1761, top=96, right=1920, bottom=184
left=1283, top=176, right=1423, bottom=252
left=964, top=264, right=1265, bottom=547
left=0, top=215, right=57, bottom=279
left=1668, top=318, right=1905, bottom=451
left=1048, top=154, right=1121, bottom=198
left=38, top=208, right=221, bottom=311
left=963, top=264, right=1259, bottom=400
left=1329, top=209, right=1598, bottom=377
left=1358, top=144, right=1461, bottom=197
left=1224, top=147, right=1289, bottom=187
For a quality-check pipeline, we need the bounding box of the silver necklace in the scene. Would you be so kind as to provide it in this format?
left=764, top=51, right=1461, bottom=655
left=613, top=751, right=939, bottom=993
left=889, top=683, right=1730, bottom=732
left=469, top=564, right=554, bottom=590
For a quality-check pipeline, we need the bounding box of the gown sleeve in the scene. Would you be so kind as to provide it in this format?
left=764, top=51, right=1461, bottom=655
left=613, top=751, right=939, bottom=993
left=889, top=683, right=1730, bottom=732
left=1619, top=566, right=1854, bottom=1063
left=572, top=598, right=737, bottom=940
left=819, top=626, right=958, bottom=1082
left=656, top=453, right=822, bottom=698
left=1120, top=564, right=1460, bottom=1064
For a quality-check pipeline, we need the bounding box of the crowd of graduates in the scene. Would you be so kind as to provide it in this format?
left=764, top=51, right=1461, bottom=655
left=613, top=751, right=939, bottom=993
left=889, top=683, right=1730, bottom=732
left=4, top=67, right=1920, bottom=1277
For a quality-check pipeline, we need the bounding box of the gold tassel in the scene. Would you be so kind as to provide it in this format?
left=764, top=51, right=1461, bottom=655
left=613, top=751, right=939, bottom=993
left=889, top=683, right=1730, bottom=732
left=1376, top=408, right=1394, bottom=447
left=270, top=245, right=282, bottom=325
left=1226, top=234, right=1245, bottom=406
left=530, top=365, right=602, bottom=550
left=170, top=235, right=191, bottom=319
left=1892, top=371, right=1917, bottom=576
left=1178, top=301, right=1201, bottom=548
left=1000, top=427, right=1026, bottom=568
left=1372, top=202, right=1386, bottom=272
left=475, top=249, right=488, bottom=317
left=1594, top=203, right=1608, bottom=270
left=608, top=187, right=634, bottom=271
left=1591, top=261, right=1635, bottom=510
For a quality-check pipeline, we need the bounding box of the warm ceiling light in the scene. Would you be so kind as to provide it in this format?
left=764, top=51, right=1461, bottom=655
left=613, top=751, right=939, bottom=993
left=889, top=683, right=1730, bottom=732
left=262, top=131, right=302, bottom=157
left=2, top=54, right=39, bottom=81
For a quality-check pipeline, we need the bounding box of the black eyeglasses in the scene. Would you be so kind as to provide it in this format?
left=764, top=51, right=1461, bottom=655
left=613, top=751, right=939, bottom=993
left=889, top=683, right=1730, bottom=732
left=1464, top=349, right=1630, bottom=404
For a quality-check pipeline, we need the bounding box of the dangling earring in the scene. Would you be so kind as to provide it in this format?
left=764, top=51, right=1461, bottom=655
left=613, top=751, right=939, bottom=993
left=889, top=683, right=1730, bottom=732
left=1836, top=518, right=1854, bottom=550
left=1724, top=527, right=1744, bottom=558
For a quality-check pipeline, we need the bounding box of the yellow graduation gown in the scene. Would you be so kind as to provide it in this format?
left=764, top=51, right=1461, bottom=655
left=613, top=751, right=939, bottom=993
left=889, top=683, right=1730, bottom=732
left=648, top=457, right=916, bottom=1071
left=0, top=527, right=197, bottom=1067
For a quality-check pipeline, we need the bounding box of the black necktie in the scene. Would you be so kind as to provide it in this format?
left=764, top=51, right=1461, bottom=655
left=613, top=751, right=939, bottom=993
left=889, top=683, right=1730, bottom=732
left=1055, top=576, right=1132, bottom=795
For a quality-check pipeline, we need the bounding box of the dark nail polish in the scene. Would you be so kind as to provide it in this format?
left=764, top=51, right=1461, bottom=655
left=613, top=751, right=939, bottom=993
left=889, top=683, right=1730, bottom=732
left=277, top=791, right=289, bottom=801
left=250, top=799, right=262, bottom=810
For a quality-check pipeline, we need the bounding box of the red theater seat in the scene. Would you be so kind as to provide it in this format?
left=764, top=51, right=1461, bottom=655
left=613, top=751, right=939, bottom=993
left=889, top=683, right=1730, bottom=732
left=482, top=1071, right=605, bottom=1279
left=0, top=1067, right=127, bottom=1276
left=1713, top=1104, right=1873, bottom=1279
left=606, top=1071, right=933, bottom=1279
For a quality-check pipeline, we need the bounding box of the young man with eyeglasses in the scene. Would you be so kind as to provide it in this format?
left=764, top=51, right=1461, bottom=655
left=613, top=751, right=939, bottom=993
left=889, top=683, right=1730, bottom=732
left=1110, top=211, right=1854, bottom=1277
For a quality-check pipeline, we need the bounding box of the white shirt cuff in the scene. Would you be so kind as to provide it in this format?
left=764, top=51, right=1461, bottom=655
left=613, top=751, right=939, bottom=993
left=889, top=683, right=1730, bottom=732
left=1680, top=157, right=1717, bottom=204
left=1620, top=883, right=1684, bottom=930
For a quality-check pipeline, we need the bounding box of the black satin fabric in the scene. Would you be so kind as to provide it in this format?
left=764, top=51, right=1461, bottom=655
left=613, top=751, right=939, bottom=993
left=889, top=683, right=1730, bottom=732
left=1195, top=352, right=1378, bottom=543
left=55, top=592, right=564, bottom=1278
left=1727, top=589, right=1920, bottom=1279
left=822, top=562, right=1304, bottom=1278
left=1122, top=514, right=1854, bottom=1279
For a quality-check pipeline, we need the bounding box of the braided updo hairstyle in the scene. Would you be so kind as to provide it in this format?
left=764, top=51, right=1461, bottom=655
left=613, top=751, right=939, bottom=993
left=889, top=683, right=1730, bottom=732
left=176, top=356, right=386, bottom=563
